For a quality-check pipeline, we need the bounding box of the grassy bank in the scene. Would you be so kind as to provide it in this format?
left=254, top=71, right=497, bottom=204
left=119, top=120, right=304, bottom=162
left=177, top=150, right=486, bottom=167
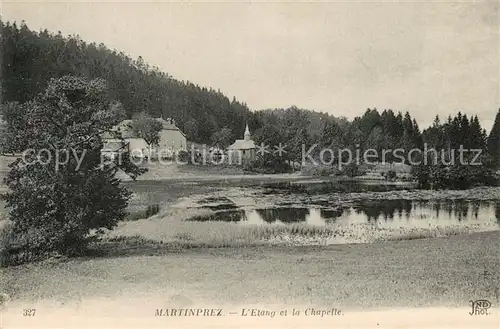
left=1, top=231, right=498, bottom=309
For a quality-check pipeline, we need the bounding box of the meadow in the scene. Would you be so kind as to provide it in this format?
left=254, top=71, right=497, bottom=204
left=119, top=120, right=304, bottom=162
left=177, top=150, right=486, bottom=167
left=1, top=231, right=499, bottom=310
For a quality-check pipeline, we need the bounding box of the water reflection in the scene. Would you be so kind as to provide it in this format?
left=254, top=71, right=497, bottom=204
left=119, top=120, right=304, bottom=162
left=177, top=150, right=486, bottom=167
left=192, top=200, right=500, bottom=229
left=353, top=200, right=413, bottom=221
left=241, top=208, right=327, bottom=226
left=255, top=208, right=309, bottom=223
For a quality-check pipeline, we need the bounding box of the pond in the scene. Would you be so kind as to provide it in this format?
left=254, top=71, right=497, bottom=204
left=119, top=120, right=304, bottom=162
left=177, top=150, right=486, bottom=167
left=189, top=200, right=500, bottom=230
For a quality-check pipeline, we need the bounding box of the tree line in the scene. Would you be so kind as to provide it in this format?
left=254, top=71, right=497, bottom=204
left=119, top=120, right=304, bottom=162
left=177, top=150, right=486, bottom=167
left=0, top=20, right=252, bottom=144
left=2, top=19, right=500, bottom=182
left=2, top=19, right=500, bottom=268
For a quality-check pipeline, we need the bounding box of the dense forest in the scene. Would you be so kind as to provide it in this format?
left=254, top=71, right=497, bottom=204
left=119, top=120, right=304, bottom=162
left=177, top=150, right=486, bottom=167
left=0, top=20, right=254, bottom=143
left=2, top=19, right=500, bottom=183
left=0, top=20, right=362, bottom=147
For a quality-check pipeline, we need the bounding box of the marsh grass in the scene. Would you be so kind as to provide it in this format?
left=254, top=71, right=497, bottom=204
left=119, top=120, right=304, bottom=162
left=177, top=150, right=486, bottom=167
left=124, top=189, right=163, bottom=221
left=106, top=209, right=489, bottom=252
left=125, top=204, right=161, bottom=221
left=384, top=225, right=478, bottom=241
left=261, top=181, right=407, bottom=195
left=108, top=215, right=336, bottom=247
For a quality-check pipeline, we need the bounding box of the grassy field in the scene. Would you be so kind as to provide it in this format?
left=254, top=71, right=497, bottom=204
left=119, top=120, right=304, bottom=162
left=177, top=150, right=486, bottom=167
left=1, top=231, right=498, bottom=309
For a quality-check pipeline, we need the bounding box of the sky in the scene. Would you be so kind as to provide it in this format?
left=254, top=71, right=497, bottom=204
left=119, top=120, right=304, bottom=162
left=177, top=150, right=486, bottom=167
left=2, top=0, right=499, bottom=131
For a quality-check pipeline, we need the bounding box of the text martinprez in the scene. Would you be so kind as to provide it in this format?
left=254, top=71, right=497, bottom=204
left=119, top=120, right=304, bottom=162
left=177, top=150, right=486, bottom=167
left=155, top=309, right=223, bottom=316
left=305, top=308, right=342, bottom=317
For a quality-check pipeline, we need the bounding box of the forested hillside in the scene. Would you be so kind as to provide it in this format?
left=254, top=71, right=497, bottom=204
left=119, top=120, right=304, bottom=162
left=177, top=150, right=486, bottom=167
left=0, top=20, right=352, bottom=147
left=1, top=19, right=498, bottom=171
left=0, top=20, right=254, bottom=144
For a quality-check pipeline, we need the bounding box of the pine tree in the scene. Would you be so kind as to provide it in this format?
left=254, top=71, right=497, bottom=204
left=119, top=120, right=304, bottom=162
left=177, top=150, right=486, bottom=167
left=487, top=109, right=500, bottom=167
left=470, top=115, right=485, bottom=150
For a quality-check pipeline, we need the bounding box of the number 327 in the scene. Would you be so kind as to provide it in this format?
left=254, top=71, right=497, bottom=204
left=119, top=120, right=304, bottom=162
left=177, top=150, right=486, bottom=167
left=23, top=309, right=36, bottom=316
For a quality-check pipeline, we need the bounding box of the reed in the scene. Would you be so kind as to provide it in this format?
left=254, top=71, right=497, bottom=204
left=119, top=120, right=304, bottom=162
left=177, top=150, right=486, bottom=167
left=107, top=210, right=494, bottom=250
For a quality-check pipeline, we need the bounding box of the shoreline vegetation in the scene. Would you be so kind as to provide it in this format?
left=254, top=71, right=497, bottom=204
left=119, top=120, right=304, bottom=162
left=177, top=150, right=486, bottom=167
left=102, top=217, right=497, bottom=253
left=65, top=184, right=500, bottom=254
left=3, top=183, right=500, bottom=254
left=2, top=176, right=500, bottom=261
left=105, top=182, right=500, bottom=251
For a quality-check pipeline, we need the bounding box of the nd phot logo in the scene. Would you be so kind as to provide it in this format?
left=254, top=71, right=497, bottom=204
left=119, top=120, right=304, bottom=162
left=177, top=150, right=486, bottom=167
left=469, top=299, right=491, bottom=316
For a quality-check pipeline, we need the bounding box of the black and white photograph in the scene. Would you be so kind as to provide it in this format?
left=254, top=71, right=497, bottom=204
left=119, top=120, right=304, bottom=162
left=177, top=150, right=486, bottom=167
left=0, top=0, right=499, bottom=328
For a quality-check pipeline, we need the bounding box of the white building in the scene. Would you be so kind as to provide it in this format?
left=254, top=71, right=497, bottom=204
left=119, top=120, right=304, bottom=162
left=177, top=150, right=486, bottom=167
left=227, top=124, right=256, bottom=164
left=103, top=117, right=187, bottom=159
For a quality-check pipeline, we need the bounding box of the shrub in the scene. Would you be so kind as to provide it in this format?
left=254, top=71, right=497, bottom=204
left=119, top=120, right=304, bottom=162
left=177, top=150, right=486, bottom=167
left=342, top=163, right=359, bottom=177
left=243, top=154, right=291, bottom=174
left=145, top=204, right=160, bottom=217
left=0, top=76, right=146, bottom=266
left=185, top=150, right=203, bottom=165
left=413, top=162, right=498, bottom=190
left=0, top=222, right=66, bottom=266
left=301, top=165, right=336, bottom=177
left=176, top=150, right=189, bottom=163
left=386, top=170, right=397, bottom=181
left=125, top=204, right=161, bottom=221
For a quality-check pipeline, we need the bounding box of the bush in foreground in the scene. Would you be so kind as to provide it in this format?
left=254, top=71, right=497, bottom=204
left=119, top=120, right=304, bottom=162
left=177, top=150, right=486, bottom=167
left=0, top=76, right=146, bottom=266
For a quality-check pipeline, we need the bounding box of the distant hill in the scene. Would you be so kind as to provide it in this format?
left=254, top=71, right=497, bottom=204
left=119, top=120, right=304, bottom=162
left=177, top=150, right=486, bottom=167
left=3, top=20, right=436, bottom=156
left=0, top=20, right=253, bottom=144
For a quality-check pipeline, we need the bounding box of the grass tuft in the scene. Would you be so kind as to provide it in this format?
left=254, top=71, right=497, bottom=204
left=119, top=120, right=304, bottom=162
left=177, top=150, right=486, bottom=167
left=126, top=204, right=161, bottom=221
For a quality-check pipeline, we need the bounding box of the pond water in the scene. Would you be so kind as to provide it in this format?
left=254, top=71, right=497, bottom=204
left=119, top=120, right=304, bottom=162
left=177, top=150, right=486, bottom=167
left=189, top=200, right=500, bottom=229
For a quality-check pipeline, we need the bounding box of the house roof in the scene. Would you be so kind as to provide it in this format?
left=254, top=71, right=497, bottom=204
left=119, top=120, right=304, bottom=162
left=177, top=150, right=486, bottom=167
left=105, top=118, right=186, bottom=139
left=156, top=118, right=187, bottom=138
left=228, top=139, right=256, bottom=150
left=102, top=130, right=124, bottom=139
left=102, top=140, right=125, bottom=152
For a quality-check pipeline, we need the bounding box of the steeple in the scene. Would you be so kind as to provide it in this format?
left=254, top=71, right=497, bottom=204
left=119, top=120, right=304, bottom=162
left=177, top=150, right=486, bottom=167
left=244, top=123, right=251, bottom=141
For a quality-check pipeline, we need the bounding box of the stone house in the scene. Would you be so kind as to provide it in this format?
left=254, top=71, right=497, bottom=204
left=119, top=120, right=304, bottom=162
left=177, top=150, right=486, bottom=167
left=102, top=117, right=187, bottom=159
